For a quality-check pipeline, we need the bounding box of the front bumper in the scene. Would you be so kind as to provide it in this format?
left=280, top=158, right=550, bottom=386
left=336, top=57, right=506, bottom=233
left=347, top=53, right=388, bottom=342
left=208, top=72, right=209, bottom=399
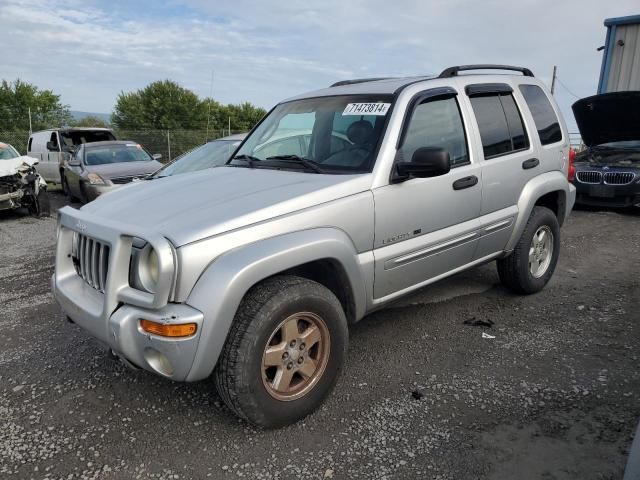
left=53, top=275, right=203, bottom=380
left=573, top=177, right=640, bottom=208
left=53, top=206, right=201, bottom=380
left=84, top=184, right=120, bottom=202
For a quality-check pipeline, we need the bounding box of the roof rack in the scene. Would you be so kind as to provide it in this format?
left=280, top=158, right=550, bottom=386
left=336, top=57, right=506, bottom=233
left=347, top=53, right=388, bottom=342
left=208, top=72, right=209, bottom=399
left=438, top=64, right=534, bottom=78
left=330, top=77, right=392, bottom=87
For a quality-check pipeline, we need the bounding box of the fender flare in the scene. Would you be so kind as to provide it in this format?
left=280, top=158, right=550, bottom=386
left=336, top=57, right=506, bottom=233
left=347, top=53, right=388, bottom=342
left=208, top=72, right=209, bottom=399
left=184, top=228, right=367, bottom=381
left=505, top=171, right=573, bottom=252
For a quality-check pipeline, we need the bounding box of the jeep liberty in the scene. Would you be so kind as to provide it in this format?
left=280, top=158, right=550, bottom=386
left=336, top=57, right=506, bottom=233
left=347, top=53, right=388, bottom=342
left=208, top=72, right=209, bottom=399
left=53, top=65, right=576, bottom=427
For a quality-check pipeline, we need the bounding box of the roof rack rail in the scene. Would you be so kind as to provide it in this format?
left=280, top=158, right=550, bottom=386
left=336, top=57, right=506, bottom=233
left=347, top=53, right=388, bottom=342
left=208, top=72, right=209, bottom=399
left=330, top=77, right=392, bottom=87
left=438, top=64, right=534, bottom=78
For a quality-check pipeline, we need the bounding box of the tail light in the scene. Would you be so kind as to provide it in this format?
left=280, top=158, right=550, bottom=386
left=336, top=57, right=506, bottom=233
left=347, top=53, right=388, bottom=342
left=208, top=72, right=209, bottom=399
left=568, top=148, right=576, bottom=182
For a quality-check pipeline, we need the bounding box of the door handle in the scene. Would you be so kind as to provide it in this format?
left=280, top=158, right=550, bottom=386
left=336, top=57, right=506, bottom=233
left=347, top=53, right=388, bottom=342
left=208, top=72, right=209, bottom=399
left=452, top=175, right=478, bottom=190
left=522, top=158, right=540, bottom=169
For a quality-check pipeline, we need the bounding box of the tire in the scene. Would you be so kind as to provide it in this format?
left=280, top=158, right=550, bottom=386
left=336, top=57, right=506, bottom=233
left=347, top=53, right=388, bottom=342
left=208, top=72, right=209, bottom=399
left=79, top=182, right=89, bottom=204
left=28, top=189, right=50, bottom=217
left=214, top=275, right=348, bottom=428
left=497, top=206, right=560, bottom=294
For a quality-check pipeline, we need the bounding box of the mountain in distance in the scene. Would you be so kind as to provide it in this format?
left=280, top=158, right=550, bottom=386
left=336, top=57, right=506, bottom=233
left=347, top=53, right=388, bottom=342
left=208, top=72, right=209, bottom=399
left=70, top=110, right=111, bottom=124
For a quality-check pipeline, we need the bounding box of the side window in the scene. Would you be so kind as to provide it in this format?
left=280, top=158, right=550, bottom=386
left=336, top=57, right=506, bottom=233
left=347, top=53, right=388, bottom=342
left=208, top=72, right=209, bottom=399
left=27, top=138, right=33, bottom=151
left=399, top=96, right=469, bottom=168
left=49, top=132, right=59, bottom=149
left=519, top=84, right=562, bottom=145
left=470, top=93, right=530, bottom=159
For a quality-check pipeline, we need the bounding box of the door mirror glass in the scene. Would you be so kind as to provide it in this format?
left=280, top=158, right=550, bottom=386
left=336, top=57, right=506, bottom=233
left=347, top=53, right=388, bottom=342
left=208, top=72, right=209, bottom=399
left=395, top=147, right=451, bottom=181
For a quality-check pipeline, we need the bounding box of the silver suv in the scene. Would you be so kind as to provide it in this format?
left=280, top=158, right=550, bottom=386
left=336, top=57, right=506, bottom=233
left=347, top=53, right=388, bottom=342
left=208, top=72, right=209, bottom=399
left=53, top=65, right=576, bottom=427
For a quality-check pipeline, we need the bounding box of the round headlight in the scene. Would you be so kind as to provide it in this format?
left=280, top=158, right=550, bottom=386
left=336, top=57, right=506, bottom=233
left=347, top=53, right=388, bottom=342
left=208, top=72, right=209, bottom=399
left=138, top=245, right=160, bottom=293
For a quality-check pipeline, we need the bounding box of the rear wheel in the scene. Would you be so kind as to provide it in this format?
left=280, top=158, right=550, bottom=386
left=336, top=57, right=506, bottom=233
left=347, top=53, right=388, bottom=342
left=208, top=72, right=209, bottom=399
left=497, top=206, right=560, bottom=294
left=214, top=275, right=348, bottom=428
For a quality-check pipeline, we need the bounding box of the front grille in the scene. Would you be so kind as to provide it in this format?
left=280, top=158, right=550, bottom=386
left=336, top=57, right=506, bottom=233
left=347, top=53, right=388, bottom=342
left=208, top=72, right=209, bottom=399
left=576, top=171, right=602, bottom=184
left=604, top=172, right=635, bottom=185
left=72, top=233, right=110, bottom=292
left=110, top=175, right=138, bottom=185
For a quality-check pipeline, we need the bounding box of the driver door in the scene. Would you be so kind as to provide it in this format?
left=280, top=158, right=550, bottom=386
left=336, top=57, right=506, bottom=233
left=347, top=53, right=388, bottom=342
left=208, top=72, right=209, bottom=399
left=373, top=89, right=483, bottom=299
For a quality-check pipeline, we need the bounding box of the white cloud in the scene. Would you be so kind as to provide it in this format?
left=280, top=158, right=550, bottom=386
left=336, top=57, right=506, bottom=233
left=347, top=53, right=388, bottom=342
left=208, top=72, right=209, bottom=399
left=1, top=0, right=638, bottom=130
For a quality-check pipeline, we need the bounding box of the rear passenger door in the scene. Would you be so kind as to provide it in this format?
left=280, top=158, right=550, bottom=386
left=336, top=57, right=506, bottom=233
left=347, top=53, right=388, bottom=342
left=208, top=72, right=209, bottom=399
left=463, top=84, right=538, bottom=258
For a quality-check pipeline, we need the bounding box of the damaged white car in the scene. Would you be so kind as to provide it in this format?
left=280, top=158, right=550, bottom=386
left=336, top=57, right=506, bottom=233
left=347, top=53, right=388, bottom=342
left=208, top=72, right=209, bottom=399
left=0, top=142, right=50, bottom=216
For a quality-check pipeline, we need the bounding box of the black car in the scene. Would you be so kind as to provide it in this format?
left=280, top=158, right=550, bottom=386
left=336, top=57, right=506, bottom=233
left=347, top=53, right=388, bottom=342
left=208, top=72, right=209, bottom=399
left=571, top=91, right=640, bottom=208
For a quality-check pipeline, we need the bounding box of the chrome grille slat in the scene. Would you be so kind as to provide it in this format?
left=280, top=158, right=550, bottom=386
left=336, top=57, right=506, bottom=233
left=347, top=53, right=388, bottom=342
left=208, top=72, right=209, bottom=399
left=72, top=233, right=110, bottom=293
left=98, top=244, right=106, bottom=291
left=604, top=172, right=635, bottom=185
left=90, top=240, right=99, bottom=288
left=576, top=171, right=602, bottom=184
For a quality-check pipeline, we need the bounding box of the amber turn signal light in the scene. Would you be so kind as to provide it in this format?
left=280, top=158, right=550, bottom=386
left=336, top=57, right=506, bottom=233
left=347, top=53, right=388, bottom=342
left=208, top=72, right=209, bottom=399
left=140, top=319, right=197, bottom=337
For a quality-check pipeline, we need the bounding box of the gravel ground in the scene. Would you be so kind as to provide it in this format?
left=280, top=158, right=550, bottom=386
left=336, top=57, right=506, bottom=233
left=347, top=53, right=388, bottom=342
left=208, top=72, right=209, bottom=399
left=1, top=191, right=639, bottom=480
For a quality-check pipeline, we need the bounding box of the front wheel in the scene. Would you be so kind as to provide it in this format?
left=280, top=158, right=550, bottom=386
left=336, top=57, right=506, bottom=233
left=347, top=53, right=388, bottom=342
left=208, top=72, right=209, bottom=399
left=28, top=188, right=50, bottom=217
left=497, top=206, right=560, bottom=294
left=214, top=275, right=348, bottom=428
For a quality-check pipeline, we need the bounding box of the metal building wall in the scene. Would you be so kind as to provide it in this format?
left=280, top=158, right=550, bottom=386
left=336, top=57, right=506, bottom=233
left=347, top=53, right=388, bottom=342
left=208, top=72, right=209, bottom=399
left=598, top=15, right=640, bottom=94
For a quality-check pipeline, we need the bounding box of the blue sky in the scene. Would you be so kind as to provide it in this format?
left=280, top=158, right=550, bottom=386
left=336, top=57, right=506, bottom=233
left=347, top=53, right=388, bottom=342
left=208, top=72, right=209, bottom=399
left=1, top=0, right=638, bottom=131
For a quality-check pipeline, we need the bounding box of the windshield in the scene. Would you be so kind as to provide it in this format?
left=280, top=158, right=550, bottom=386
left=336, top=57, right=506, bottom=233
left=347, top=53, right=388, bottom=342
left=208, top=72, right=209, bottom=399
left=232, top=95, right=393, bottom=173
left=61, top=130, right=115, bottom=148
left=155, top=140, right=241, bottom=178
left=85, top=144, right=153, bottom=166
left=0, top=143, right=20, bottom=160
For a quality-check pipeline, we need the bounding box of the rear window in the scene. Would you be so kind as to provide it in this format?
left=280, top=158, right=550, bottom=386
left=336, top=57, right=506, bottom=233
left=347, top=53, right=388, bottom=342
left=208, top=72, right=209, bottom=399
left=85, top=144, right=152, bottom=165
left=470, top=93, right=529, bottom=159
left=519, top=85, right=562, bottom=145
left=61, top=130, right=116, bottom=147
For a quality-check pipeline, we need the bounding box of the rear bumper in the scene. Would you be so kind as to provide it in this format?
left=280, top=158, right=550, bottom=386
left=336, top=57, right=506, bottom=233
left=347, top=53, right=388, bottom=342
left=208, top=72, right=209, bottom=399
left=53, top=274, right=204, bottom=380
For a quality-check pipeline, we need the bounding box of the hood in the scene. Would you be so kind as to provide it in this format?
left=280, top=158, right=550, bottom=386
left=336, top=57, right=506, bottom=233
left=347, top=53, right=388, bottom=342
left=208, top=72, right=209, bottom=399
left=0, top=156, right=38, bottom=177
left=572, top=91, right=640, bottom=147
left=88, top=160, right=163, bottom=179
left=82, top=167, right=371, bottom=246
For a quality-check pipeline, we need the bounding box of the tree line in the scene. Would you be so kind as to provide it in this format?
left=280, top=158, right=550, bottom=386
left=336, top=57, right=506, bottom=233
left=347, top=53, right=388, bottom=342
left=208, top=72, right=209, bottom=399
left=0, top=79, right=267, bottom=132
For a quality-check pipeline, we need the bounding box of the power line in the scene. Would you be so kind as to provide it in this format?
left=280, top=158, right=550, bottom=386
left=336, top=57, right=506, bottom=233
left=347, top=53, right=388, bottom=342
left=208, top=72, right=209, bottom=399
left=555, top=77, right=581, bottom=100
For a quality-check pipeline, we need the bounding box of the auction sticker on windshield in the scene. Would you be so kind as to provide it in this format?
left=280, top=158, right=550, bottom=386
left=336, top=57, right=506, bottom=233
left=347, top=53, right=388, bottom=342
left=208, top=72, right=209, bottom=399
left=343, top=103, right=391, bottom=116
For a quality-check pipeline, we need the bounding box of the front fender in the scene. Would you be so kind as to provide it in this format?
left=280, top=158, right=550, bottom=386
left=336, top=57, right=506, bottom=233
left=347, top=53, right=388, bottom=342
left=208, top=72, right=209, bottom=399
left=184, top=228, right=367, bottom=381
left=505, top=171, right=576, bottom=252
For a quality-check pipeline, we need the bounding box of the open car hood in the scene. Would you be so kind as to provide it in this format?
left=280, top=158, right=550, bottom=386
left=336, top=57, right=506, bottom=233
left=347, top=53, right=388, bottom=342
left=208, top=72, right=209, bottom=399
left=0, top=156, right=38, bottom=177
left=572, top=92, right=640, bottom=147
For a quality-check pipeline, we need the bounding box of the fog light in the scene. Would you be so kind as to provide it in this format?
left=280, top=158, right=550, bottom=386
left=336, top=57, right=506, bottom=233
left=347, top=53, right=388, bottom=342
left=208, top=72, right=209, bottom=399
left=140, top=319, right=197, bottom=337
left=143, top=347, right=174, bottom=376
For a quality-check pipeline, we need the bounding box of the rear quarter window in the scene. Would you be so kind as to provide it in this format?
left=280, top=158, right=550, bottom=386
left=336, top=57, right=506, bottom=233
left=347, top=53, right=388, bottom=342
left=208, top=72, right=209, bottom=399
left=519, top=85, right=562, bottom=145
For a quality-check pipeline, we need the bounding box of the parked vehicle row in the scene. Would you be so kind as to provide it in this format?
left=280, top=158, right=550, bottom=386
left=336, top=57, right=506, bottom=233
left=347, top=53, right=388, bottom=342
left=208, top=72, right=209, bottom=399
left=52, top=64, right=577, bottom=428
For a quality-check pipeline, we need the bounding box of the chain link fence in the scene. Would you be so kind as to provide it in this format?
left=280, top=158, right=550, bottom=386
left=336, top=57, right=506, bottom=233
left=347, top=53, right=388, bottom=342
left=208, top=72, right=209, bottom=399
left=0, top=128, right=245, bottom=163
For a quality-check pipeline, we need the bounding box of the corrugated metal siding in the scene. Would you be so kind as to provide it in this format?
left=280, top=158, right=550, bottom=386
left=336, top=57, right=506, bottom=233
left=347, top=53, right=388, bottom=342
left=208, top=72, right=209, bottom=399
left=605, top=23, right=640, bottom=92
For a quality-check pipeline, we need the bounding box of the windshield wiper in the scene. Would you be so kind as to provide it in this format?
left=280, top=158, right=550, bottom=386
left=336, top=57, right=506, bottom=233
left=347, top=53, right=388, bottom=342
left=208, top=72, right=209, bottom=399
left=230, top=154, right=261, bottom=168
left=265, top=155, right=324, bottom=173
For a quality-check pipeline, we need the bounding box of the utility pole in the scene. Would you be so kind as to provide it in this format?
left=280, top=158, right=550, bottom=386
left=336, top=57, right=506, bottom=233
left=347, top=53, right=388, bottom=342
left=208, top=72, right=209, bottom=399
left=167, top=130, right=171, bottom=161
left=550, top=65, right=557, bottom=95
left=28, top=107, right=33, bottom=135
left=205, top=69, right=214, bottom=142
left=228, top=116, right=231, bottom=136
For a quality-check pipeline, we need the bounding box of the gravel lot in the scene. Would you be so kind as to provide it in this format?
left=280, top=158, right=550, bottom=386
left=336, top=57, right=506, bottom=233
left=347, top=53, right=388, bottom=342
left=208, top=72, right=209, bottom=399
left=1, top=191, right=639, bottom=480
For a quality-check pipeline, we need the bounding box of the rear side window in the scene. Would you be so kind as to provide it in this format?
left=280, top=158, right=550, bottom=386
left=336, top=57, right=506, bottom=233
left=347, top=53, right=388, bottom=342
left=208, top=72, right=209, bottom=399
left=470, top=93, right=529, bottom=159
left=519, top=85, right=562, bottom=145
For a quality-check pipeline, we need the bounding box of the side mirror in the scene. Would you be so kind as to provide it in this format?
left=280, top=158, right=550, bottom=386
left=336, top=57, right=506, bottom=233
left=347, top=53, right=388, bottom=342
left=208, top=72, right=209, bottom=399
left=393, top=147, right=451, bottom=182
left=46, top=141, right=59, bottom=152
left=152, top=153, right=162, bottom=161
